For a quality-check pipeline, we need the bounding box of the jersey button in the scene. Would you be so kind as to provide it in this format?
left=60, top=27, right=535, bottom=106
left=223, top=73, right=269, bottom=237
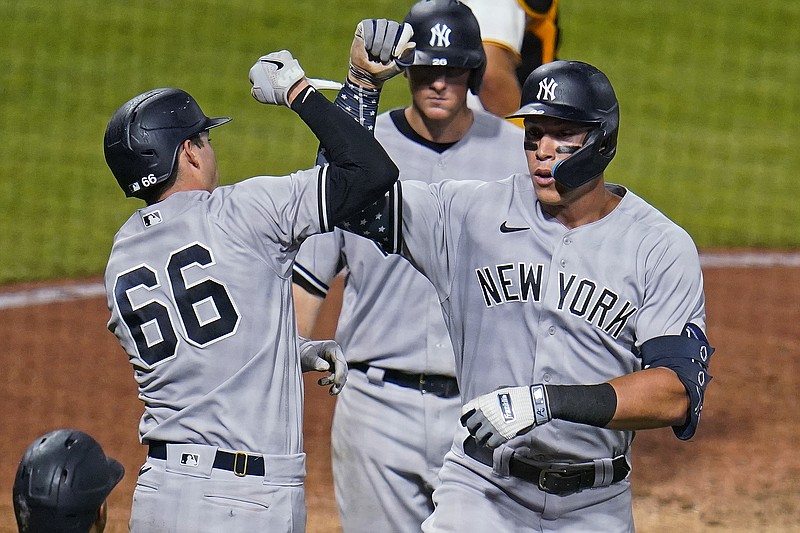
left=560, top=259, right=567, bottom=267
left=563, top=237, right=572, bottom=245
left=543, top=373, right=552, bottom=382
left=548, top=326, right=556, bottom=335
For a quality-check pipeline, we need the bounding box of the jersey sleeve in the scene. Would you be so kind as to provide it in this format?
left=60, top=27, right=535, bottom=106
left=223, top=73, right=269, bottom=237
left=462, top=0, right=526, bottom=54
left=633, top=225, right=707, bottom=344
left=216, top=168, right=327, bottom=257
left=397, top=179, right=484, bottom=299
left=292, top=230, right=346, bottom=298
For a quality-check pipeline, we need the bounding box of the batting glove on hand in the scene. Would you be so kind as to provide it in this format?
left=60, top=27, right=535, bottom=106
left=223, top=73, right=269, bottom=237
left=299, top=339, right=348, bottom=395
left=249, top=50, right=306, bottom=107
left=349, top=19, right=415, bottom=89
left=460, top=385, right=552, bottom=449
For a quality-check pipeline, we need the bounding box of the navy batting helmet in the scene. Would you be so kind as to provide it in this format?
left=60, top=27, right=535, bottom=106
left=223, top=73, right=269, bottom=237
left=104, top=88, right=231, bottom=198
left=509, top=60, right=619, bottom=188
left=397, top=0, right=486, bottom=94
left=13, top=429, right=124, bottom=533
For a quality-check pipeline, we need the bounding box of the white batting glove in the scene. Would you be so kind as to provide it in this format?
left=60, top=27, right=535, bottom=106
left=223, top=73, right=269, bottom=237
left=299, top=338, right=348, bottom=395
left=249, top=50, right=306, bottom=107
left=349, top=19, right=415, bottom=89
left=460, top=385, right=551, bottom=449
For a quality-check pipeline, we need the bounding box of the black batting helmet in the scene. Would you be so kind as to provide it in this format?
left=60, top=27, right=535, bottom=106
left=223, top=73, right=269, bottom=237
left=104, top=88, right=231, bottom=198
left=509, top=60, right=619, bottom=188
left=13, top=429, right=124, bottom=533
left=397, top=0, right=486, bottom=94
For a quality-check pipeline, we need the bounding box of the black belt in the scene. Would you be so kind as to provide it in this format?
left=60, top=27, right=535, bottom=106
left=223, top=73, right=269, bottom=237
left=350, top=362, right=459, bottom=398
left=147, top=442, right=265, bottom=477
left=463, top=437, right=629, bottom=496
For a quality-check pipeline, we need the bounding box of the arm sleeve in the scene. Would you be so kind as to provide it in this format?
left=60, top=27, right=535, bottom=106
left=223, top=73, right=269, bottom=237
left=290, top=86, right=397, bottom=228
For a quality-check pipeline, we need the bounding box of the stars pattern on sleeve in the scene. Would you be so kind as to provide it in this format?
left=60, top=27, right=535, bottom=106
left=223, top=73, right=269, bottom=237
left=338, top=194, right=394, bottom=249
left=334, top=78, right=381, bottom=132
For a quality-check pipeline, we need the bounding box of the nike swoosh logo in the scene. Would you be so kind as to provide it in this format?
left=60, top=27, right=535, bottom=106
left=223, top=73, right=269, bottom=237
left=260, top=59, right=284, bottom=69
left=500, top=221, right=530, bottom=233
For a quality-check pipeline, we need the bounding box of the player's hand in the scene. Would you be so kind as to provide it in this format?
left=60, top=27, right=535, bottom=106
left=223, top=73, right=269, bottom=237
left=249, top=50, right=307, bottom=107
left=349, top=19, right=415, bottom=89
left=299, top=339, right=348, bottom=395
left=460, top=385, right=551, bottom=449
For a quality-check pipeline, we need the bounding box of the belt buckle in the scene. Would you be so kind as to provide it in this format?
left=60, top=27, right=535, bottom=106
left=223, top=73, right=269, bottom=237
left=233, top=452, right=248, bottom=477
left=418, top=374, right=428, bottom=394
left=537, top=466, right=570, bottom=494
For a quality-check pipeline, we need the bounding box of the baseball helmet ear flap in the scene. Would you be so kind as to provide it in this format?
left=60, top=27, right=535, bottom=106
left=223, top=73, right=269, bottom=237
left=104, top=88, right=231, bottom=198
left=396, top=0, right=486, bottom=94
left=509, top=60, right=619, bottom=188
left=551, top=124, right=618, bottom=188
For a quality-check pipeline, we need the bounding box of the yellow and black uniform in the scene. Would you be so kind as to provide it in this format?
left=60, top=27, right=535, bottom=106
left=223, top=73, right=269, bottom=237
left=516, top=0, right=561, bottom=85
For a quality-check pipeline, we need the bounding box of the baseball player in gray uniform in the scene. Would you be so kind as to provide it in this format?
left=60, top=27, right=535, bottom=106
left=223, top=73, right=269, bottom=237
left=332, top=54, right=714, bottom=531
left=101, top=47, right=404, bottom=532
left=292, top=2, right=527, bottom=531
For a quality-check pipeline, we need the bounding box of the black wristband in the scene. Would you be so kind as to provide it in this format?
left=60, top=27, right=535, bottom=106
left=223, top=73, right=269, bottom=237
left=289, top=85, right=318, bottom=113
left=545, top=383, right=617, bottom=428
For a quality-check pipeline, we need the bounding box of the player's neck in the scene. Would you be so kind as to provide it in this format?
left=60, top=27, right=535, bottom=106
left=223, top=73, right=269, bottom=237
left=542, top=179, right=621, bottom=229
left=404, top=105, right=473, bottom=144
left=156, top=170, right=216, bottom=203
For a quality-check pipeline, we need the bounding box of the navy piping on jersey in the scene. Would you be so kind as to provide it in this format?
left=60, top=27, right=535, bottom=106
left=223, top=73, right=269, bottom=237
left=292, top=263, right=328, bottom=299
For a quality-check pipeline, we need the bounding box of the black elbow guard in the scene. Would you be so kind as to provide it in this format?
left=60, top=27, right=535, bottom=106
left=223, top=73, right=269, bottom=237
left=639, top=323, right=714, bottom=440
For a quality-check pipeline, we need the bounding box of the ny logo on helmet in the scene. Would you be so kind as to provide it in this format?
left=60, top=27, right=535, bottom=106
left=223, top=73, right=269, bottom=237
left=537, top=77, right=559, bottom=101
left=429, top=23, right=451, bottom=47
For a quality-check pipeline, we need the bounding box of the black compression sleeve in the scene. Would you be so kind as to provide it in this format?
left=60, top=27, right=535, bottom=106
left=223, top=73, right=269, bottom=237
left=545, top=383, right=617, bottom=427
left=290, top=86, right=398, bottom=226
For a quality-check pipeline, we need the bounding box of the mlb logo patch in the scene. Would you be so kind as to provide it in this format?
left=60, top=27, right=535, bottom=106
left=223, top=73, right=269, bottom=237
left=142, top=210, right=162, bottom=228
left=180, top=453, right=200, bottom=467
left=498, top=392, right=515, bottom=421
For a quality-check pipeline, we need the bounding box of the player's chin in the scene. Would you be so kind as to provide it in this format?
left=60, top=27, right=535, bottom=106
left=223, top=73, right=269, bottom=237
left=532, top=179, right=563, bottom=204
left=422, top=101, right=456, bottom=120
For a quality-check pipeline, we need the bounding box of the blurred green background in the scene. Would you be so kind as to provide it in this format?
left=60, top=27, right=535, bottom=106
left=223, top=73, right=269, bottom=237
left=1, top=0, right=798, bottom=284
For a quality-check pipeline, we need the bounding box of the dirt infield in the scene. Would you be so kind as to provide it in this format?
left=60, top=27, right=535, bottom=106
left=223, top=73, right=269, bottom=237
left=1, top=263, right=799, bottom=532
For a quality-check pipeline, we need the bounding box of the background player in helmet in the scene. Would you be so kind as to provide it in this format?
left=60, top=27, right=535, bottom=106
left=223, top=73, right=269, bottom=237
left=462, top=0, right=560, bottom=117
left=101, top=48, right=403, bottom=531
left=13, top=429, right=124, bottom=533
left=291, top=2, right=526, bottom=531
left=329, top=54, right=714, bottom=530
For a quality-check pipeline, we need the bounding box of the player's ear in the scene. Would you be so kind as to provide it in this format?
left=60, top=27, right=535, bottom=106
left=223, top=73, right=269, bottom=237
left=92, top=500, right=108, bottom=532
left=182, top=138, right=201, bottom=169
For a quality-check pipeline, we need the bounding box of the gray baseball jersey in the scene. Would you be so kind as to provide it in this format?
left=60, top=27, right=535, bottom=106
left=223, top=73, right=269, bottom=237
left=294, top=109, right=527, bottom=373
left=105, top=171, right=324, bottom=456
left=338, top=174, right=706, bottom=531
left=392, top=175, right=706, bottom=462
left=293, top=108, right=526, bottom=532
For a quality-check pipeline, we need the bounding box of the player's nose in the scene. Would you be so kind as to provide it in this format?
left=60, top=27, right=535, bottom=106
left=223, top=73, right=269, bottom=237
left=430, top=73, right=448, bottom=89
left=535, top=137, right=557, bottom=160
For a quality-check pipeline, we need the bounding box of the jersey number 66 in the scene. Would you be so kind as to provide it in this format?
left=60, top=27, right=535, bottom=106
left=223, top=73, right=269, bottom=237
left=112, top=243, right=240, bottom=367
